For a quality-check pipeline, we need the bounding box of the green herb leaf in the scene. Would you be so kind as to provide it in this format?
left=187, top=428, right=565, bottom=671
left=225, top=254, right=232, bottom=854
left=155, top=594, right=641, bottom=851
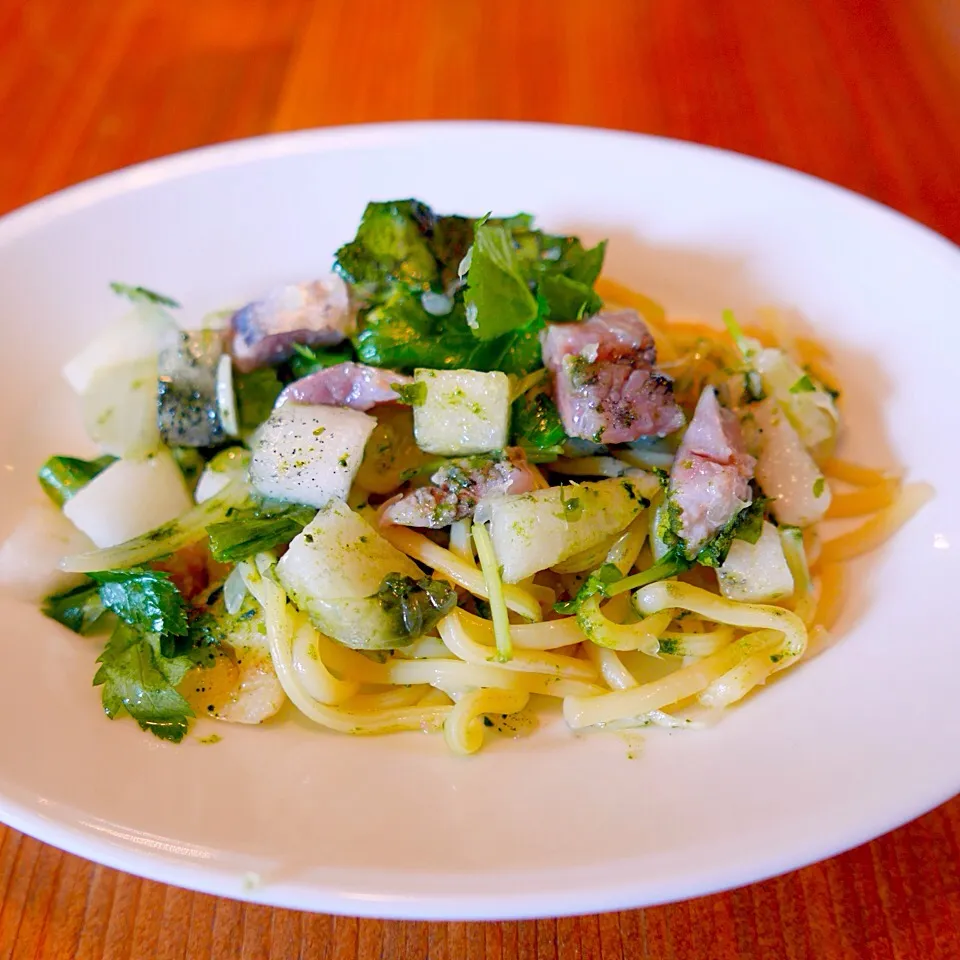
left=38, top=454, right=116, bottom=507
left=170, top=447, right=206, bottom=492
left=42, top=580, right=106, bottom=634
left=536, top=273, right=602, bottom=322
left=206, top=503, right=316, bottom=562
left=789, top=374, right=817, bottom=394
left=693, top=498, right=768, bottom=568
left=813, top=477, right=826, bottom=498
left=109, top=282, right=180, bottom=308
left=338, top=201, right=605, bottom=377
left=463, top=221, right=538, bottom=341
left=334, top=200, right=439, bottom=294
left=554, top=563, right=623, bottom=615
left=511, top=389, right=568, bottom=455
left=234, top=367, right=283, bottom=431
left=92, top=622, right=195, bottom=742
left=289, top=343, right=356, bottom=379
left=88, top=568, right=189, bottom=638
left=391, top=381, right=427, bottom=406
left=376, top=573, right=457, bottom=640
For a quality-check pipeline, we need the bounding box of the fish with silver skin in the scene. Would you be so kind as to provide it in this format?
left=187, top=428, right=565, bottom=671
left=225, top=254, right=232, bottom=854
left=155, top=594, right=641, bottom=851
left=230, top=275, right=356, bottom=373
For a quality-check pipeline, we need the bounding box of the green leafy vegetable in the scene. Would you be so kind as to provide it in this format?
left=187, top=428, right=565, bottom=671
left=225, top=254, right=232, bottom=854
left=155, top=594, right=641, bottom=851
left=93, top=622, right=196, bottom=743
left=692, top=498, right=767, bottom=567
left=391, top=381, right=428, bottom=406
left=376, top=573, right=457, bottom=641
left=336, top=200, right=606, bottom=377
left=47, top=569, right=211, bottom=743
left=789, top=374, right=817, bottom=394
left=38, top=454, right=116, bottom=506
left=554, top=563, right=623, bottom=614
left=334, top=200, right=439, bottom=294
left=206, top=503, right=317, bottom=562
left=463, top=220, right=538, bottom=340
left=536, top=273, right=602, bottom=323
left=234, top=367, right=283, bottom=431
left=170, top=447, right=206, bottom=492
left=109, top=282, right=180, bottom=308
left=511, top=389, right=568, bottom=457
left=813, top=477, right=826, bottom=498
left=42, top=581, right=105, bottom=634
left=88, top=568, right=189, bottom=639
left=564, top=238, right=607, bottom=286
left=289, top=342, right=356, bottom=380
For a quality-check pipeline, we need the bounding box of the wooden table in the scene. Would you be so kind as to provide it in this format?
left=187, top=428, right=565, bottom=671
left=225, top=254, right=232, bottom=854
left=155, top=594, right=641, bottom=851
left=1, top=1, right=959, bottom=957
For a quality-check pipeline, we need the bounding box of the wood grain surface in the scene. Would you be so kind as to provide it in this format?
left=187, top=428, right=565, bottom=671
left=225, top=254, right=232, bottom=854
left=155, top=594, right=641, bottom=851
left=1, top=1, right=959, bottom=957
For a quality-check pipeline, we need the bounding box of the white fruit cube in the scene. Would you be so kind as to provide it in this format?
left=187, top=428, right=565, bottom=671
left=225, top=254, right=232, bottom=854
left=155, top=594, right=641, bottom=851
left=63, top=452, right=192, bottom=548
left=717, top=521, right=795, bottom=603
left=412, top=369, right=509, bottom=455
left=249, top=404, right=375, bottom=508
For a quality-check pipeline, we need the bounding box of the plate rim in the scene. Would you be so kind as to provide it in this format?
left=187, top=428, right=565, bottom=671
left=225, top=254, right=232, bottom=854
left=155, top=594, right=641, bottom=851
left=1, top=120, right=958, bottom=920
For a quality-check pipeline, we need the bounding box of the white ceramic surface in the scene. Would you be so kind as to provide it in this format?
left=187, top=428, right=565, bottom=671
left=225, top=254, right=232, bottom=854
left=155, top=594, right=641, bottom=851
left=0, top=123, right=957, bottom=921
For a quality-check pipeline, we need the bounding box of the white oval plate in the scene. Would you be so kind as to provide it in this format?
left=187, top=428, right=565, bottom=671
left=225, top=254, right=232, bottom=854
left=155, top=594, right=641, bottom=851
left=0, top=123, right=957, bottom=921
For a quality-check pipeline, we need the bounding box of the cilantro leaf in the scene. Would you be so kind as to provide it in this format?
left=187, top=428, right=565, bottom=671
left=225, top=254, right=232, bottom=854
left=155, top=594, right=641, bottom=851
left=206, top=503, right=316, bottom=562
left=42, top=580, right=105, bottom=634
left=38, top=454, right=116, bottom=507
left=88, top=568, right=189, bottom=638
left=93, top=623, right=195, bottom=743
left=109, top=282, right=180, bottom=308
left=463, top=220, right=538, bottom=340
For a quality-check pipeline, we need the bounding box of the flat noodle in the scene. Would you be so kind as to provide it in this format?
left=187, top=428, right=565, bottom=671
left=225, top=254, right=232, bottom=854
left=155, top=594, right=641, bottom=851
left=697, top=630, right=792, bottom=708
left=564, top=630, right=778, bottom=729
left=824, top=458, right=899, bottom=487
left=439, top=609, right=599, bottom=682
left=657, top=626, right=735, bottom=657
left=453, top=608, right=586, bottom=651
left=443, top=689, right=530, bottom=755
left=340, top=686, right=431, bottom=711
left=826, top=478, right=901, bottom=518
left=819, top=483, right=933, bottom=565
left=814, top=564, right=845, bottom=631
left=290, top=612, right=360, bottom=705
left=584, top=642, right=638, bottom=691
